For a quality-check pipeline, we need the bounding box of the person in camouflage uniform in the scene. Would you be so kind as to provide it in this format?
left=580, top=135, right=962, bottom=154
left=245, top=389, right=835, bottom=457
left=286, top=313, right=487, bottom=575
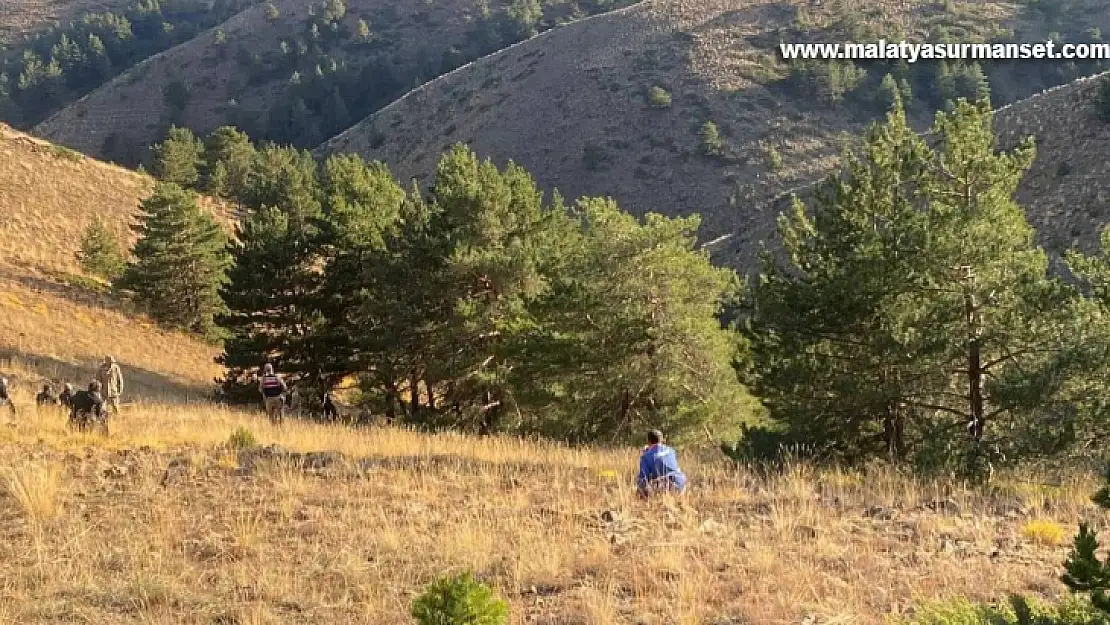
left=36, top=383, right=59, bottom=406
left=96, top=356, right=123, bottom=415
left=0, top=377, right=16, bottom=417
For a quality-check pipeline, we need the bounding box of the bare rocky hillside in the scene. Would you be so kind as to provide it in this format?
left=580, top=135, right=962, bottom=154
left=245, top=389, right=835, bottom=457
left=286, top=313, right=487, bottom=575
left=317, top=0, right=1110, bottom=272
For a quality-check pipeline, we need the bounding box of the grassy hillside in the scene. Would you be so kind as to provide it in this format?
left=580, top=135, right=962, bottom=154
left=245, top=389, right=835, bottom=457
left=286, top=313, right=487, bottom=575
left=31, top=0, right=639, bottom=163
left=0, top=399, right=1098, bottom=624
left=737, top=71, right=1110, bottom=273
left=0, top=0, right=131, bottom=43
left=317, top=0, right=1110, bottom=272
left=0, top=123, right=231, bottom=399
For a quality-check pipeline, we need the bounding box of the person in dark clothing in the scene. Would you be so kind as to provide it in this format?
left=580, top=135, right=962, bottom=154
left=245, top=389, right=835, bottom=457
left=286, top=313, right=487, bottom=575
left=0, top=377, right=16, bottom=417
left=58, top=383, right=75, bottom=409
left=322, top=390, right=339, bottom=420
left=259, top=364, right=287, bottom=424
left=36, top=383, right=59, bottom=406
left=69, top=381, right=108, bottom=435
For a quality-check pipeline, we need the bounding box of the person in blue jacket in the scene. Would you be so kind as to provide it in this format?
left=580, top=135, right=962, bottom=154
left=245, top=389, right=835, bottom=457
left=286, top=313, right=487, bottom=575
left=637, top=429, right=687, bottom=497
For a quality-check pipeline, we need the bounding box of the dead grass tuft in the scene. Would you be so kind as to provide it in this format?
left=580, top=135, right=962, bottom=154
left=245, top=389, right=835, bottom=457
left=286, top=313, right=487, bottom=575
left=3, top=461, right=64, bottom=523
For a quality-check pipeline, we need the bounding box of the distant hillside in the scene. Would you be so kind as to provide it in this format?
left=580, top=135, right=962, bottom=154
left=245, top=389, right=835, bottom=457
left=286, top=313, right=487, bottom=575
left=317, top=0, right=1110, bottom=272
left=0, top=0, right=131, bottom=43
left=721, top=71, right=1110, bottom=272
left=0, top=123, right=230, bottom=397
left=33, top=0, right=638, bottom=163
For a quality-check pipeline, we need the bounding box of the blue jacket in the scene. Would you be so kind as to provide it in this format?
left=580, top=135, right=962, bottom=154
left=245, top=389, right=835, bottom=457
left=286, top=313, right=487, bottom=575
left=637, top=444, right=687, bottom=493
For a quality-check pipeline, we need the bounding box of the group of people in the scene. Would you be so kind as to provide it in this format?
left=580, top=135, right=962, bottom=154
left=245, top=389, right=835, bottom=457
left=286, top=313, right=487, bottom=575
left=6, top=357, right=688, bottom=495
left=0, top=356, right=124, bottom=434
left=257, top=363, right=339, bottom=425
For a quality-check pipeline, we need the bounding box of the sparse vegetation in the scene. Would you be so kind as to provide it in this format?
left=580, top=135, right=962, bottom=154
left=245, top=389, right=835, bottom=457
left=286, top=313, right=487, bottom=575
left=227, top=426, right=257, bottom=449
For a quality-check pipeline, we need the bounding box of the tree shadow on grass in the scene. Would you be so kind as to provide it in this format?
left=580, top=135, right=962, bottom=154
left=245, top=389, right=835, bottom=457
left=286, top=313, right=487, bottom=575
left=0, top=347, right=215, bottom=404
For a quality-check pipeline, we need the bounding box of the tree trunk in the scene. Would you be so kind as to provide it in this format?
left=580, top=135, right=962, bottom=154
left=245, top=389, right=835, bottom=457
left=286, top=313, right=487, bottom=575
left=409, top=370, right=420, bottom=421
left=965, top=284, right=985, bottom=442
left=883, top=407, right=906, bottom=462
left=425, top=376, right=436, bottom=412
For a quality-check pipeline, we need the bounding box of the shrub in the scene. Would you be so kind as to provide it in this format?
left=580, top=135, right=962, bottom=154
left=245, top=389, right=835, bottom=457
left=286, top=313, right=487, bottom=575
left=648, top=85, right=672, bottom=108
left=77, top=216, right=126, bottom=282
left=700, top=121, right=724, bottom=157
left=760, top=140, right=783, bottom=171
left=1022, top=519, right=1067, bottom=546
left=411, top=572, right=508, bottom=625
left=227, top=427, right=257, bottom=449
left=902, top=594, right=1110, bottom=625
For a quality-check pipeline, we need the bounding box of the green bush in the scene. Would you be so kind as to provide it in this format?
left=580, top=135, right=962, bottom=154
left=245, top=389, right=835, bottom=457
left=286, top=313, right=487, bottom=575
left=700, top=121, right=724, bottom=157
left=411, top=572, right=508, bottom=625
left=648, top=86, right=672, bottom=108
left=227, top=427, right=258, bottom=449
left=902, top=595, right=1110, bottom=625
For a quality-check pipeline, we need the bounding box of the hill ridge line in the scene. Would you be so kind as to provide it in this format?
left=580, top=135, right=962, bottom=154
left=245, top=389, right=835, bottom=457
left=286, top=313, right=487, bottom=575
left=725, top=68, right=1110, bottom=239
left=1, top=122, right=146, bottom=182
left=34, top=2, right=263, bottom=129
left=316, top=0, right=652, bottom=154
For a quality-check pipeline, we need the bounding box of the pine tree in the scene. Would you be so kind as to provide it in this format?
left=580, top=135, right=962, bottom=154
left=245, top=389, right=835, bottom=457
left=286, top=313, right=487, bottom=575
left=119, top=183, right=231, bottom=337
left=700, top=120, right=724, bottom=157
left=215, top=145, right=324, bottom=399
left=77, top=216, right=126, bottom=281
left=1062, top=465, right=1110, bottom=612
left=878, top=72, right=899, bottom=111
left=744, top=99, right=1080, bottom=470
left=201, top=125, right=255, bottom=200
left=152, top=126, right=204, bottom=188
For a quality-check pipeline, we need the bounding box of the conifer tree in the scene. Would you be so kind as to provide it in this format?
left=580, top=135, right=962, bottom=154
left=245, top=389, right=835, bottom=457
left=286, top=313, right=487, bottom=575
left=152, top=126, right=204, bottom=188
left=878, top=72, right=899, bottom=111
left=1062, top=466, right=1110, bottom=612
left=744, top=98, right=1080, bottom=470
left=700, top=120, right=724, bottom=157
left=119, top=183, right=231, bottom=337
left=77, top=215, right=126, bottom=282
left=201, top=125, right=255, bottom=200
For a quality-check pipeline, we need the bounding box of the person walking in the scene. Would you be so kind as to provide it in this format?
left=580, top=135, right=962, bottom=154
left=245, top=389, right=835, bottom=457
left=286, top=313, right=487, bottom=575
left=259, top=364, right=287, bottom=424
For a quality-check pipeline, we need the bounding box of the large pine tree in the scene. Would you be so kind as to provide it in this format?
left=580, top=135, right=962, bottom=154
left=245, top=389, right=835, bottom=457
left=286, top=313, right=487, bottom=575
left=745, top=97, right=1083, bottom=470
left=118, top=183, right=231, bottom=337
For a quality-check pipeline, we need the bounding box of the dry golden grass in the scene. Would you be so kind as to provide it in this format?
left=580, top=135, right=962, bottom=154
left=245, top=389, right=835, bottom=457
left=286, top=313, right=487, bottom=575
left=0, top=393, right=1100, bottom=625
left=0, top=124, right=231, bottom=397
